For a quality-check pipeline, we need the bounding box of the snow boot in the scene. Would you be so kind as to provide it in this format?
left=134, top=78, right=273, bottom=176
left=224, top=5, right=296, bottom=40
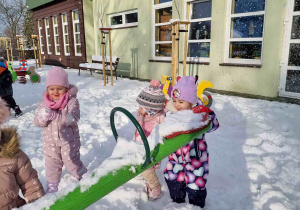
left=146, top=184, right=163, bottom=201
left=46, top=181, right=59, bottom=193
left=13, top=105, right=23, bottom=117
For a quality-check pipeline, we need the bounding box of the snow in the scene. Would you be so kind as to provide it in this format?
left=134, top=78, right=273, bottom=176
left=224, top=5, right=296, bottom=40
left=6, top=61, right=300, bottom=210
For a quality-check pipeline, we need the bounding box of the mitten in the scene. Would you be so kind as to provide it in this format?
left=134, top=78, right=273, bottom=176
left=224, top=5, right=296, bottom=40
left=45, top=107, right=57, bottom=121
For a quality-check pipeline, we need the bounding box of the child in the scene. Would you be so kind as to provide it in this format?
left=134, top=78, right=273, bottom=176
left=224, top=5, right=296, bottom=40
left=0, top=99, right=45, bottom=209
left=0, top=58, right=22, bottom=117
left=134, top=80, right=166, bottom=201
left=164, top=76, right=219, bottom=208
left=34, top=67, right=87, bottom=193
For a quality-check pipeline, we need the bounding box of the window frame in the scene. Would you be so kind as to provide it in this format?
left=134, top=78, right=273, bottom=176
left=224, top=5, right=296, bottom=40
left=187, top=0, right=212, bottom=62
left=109, top=10, right=138, bottom=28
left=72, top=9, right=82, bottom=56
left=37, top=19, right=44, bottom=54
left=52, top=15, right=60, bottom=55
left=44, top=17, right=52, bottom=54
left=152, top=1, right=173, bottom=61
left=224, top=0, right=267, bottom=65
left=61, top=13, right=70, bottom=56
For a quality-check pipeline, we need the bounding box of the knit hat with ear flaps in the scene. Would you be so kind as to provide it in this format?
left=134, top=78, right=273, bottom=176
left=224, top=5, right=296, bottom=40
left=136, top=80, right=165, bottom=114
left=0, top=99, right=11, bottom=143
left=46, top=67, right=69, bottom=88
left=171, top=76, right=197, bottom=105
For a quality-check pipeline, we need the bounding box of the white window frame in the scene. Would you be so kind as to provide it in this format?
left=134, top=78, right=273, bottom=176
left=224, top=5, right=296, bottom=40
left=61, top=13, right=70, bottom=56
left=37, top=20, right=44, bottom=54
left=52, top=15, right=60, bottom=55
left=224, top=0, right=266, bottom=65
left=44, top=17, right=51, bottom=54
left=72, top=9, right=82, bottom=56
left=187, top=0, right=212, bottom=63
left=109, top=10, right=138, bottom=28
left=153, top=1, right=173, bottom=61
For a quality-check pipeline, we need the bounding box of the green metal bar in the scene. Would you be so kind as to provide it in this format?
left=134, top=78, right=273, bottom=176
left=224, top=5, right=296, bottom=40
left=47, top=123, right=212, bottom=210
left=110, top=107, right=151, bottom=168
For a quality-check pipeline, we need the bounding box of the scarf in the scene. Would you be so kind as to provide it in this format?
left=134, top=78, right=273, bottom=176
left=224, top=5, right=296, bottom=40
left=43, top=91, right=69, bottom=110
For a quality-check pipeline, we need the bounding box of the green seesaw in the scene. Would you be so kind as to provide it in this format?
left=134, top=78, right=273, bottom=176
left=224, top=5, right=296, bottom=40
left=44, top=107, right=212, bottom=210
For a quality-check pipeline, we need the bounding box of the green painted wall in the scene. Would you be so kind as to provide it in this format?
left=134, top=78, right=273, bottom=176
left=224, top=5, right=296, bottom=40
left=91, top=0, right=287, bottom=97
left=83, top=0, right=94, bottom=63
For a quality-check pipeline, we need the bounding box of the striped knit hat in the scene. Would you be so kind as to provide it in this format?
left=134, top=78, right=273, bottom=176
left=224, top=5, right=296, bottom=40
left=136, top=80, right=165, bottom=115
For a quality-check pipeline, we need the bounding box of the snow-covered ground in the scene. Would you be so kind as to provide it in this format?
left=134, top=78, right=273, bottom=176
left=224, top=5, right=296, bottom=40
left=6, top=61, right=300, bottom=210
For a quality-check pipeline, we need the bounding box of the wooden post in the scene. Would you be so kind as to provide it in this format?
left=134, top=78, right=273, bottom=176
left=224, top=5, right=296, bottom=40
left=17, top=38, right=20, bottom=60
left=37, top=36, right=43, bottom=68
left=171, top=24, right=176, bottom=87
left=6, top=39, right=9, bottom=63
left=10, top=40, right=13, bottom=63
left=100, top=30, right=106, bottom=86
left=183, top=24, right=189, bottom=76
left=175, top=22, right=180, bottom=76
left=32, top=37, right=38, bottom=69
left=109, top=31, right=113, bottom=86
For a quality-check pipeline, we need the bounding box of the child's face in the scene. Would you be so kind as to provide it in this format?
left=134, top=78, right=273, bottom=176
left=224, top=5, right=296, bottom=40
left=138, top=106, right=148, bottom=116
left=47, top=85, right=68, bottom=101
left=173, top=98, right=192, bottom=111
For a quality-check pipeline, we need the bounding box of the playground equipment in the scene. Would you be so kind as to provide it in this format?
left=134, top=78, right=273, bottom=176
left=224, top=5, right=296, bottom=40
left=31, top=35, right=43, bottom=69
left=100, top=27, right=114, bottom=86
left=5, top=38, right=13, bottom=63
left=16, top=35, right=25, bottom=60
left=39, top=107, right=213, bottom=209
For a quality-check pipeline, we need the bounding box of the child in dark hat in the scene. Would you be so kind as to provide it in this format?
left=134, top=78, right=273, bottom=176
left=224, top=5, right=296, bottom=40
left=134, top=80, right=166, bottom=201
left=0, top=58, right=22, bottom=117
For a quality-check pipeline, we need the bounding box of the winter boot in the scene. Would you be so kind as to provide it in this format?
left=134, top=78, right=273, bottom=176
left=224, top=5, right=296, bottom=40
left=146, top=184, right=163, bottom=201
left=46, top=181, right=59, bottom=193
left=14, top=105, right=23, bottom=117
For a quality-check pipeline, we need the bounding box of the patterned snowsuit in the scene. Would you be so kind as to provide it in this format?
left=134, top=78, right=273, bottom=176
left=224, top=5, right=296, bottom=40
left=34, top=85, right=86, bottom=183
left=164, top=106, right=219, bottom=207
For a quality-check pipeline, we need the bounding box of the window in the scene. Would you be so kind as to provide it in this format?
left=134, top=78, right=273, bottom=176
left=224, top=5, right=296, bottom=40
left=44, top=18, right=51, bottom=54
left=187, top=0, right=212, bottom=62
left=109, top=10, right=138, bottom=28
left=72, top=10, right=81, bottom=56
left=37, top=20, right=44, bottom=54
left=153, top=0, right=172, bottom=60
left=225, top=0, right=266, bottom=64
left=52, top=16, right=60, bottom=55
left=61, top=13, right=70, bottom=56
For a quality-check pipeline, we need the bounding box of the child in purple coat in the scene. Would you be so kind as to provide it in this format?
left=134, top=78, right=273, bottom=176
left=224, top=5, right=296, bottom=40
left=164, top=76, right=219, bottom=208
left=34, top=67, right=87, bottom=193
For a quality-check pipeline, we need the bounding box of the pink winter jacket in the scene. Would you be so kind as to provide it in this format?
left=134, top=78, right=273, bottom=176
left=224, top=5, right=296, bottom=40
left=34, top=85, right=80, bottom=145
left=0, top=127, right=45, bottom=210
left=134, top=110, right=165, bottom=142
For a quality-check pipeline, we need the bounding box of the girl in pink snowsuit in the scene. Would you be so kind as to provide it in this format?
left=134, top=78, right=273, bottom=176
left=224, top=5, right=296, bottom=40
left=34, top=67, right=87, bottom=193
left=134, top=80, right=165, bottom=201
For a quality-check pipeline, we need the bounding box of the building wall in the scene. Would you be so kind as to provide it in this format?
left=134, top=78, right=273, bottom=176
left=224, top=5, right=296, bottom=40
left=32, top=0, right=86, bottom=68
left=91, top=0, right=286, bottom=97
left=83, top=0, right=94, bottom=63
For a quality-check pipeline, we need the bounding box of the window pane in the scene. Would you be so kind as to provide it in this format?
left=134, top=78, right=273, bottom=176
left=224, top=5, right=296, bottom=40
left=57, top=46, right=60, bottom=53
left=155, top=25, right=172, bottom=41
left=154, top=0, right=172, bottom=4
left=47, top=37, right=51, bottom=43
left=55, top=36, right=59, bottom=44
left=285, top=70, right=300, bottom=93
left=76, top=45, right=82, bottom=54
left=126, top=13, right=138, bottom=23
left=53, top=16, right=57, bottom=24
left=155, top=7, right=172, bottom=23
left=288, top=43, right=300, bottom=66
left=155, top=44, right=172, bottom=57
left=191, top=1, right=212, bottom=19
left=231, top=15, right=264, bottom=38
left=232, top=0, right=265, bottom=14
left=229, top=41, right=262, bottom=59
left=73, top=10, right=79, bottom=20
left=62, top=14, right=67, bottom=22
left=64, top=25, right=68, bottom=34
left=75, top=23, right=80, bottom=33
left=291, top=16, right=300, bottom=39
left=65, top=35, right=69, bottom=44
left=45, top=18, right=49, bottom=25
left=55, top=27, right=58, bottom=35
left=189, top=21, right=211, bottom=40
left=111, top=15, right=122, bottom=25
left=295, top=0, right=300, bottom=11
left=66, top=46, right=70, bottom=53
left=188, top=42, right=210, bottom=57
left=76, top=34, right=81, bottom=44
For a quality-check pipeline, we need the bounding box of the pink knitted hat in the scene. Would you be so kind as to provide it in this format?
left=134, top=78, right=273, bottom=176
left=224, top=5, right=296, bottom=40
left=46, top=67, right=69, bottom=88
left=171, top=76, right=197, bottom=105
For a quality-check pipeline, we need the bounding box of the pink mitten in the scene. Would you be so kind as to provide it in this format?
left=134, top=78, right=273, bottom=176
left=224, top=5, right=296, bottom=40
left=45, top=107, right=57, bottom=121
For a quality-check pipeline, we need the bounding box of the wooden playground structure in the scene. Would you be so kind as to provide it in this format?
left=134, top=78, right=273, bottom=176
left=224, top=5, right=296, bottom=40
left=31, top=35, right=43, bottom=69
left=100, top=27, right=114, bottom=86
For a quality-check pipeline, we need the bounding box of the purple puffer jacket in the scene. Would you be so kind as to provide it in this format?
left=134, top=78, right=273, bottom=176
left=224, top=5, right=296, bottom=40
left=34, top=85, right=80, bottom=145
left=164, top=105, right=219, bottom=191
